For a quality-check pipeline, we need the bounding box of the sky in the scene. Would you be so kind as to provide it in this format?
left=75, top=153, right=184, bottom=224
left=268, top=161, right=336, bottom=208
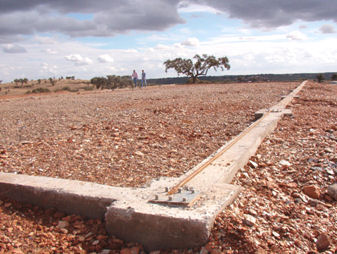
left=0, top=0, right=337, bottom=83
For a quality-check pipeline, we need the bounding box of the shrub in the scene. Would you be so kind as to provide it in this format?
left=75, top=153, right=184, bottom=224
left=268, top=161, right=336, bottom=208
left=61, top=86, right=72, bottom=92
left=90, top=75, right=132, bottom=90
left=30, top=88, right=51, bottom=93
left=55, top=86, right=79, bottom=92
left=90, top=77, right=108, bottom=89
left=82, top=86, right=94, bottom=91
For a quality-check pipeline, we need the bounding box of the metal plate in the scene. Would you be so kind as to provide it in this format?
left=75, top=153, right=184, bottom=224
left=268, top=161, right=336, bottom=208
left=149, top=188, right=200, bottom=207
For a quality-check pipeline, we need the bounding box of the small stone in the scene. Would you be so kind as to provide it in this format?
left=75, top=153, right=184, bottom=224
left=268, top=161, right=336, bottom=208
left=303, top=185, right=320, bottom=199
left=92, top=240, right=99, bottom=245
left=279, top=160, right=291, bottom=168
left=249, top=160, right=258, bottom=168
left=243, top=214, right=256, bottom=227
left=200, top=246, right=209, bottom=254
left=316, top=233, right=330, bottom=252
left=327, top=183, right=337, bottom=200
left=324, top=147, right=333, bottom=153
left=272, top=231, right=280, bottom=239
left=57, top=220, right=69, bottom=229
left=60, top=228, right=68, bottom=234
left=248, top=209, right=258, bottom=216
left=310, top=166, right=322, bottom=171
left=294, top=198, right=302, bottom=203
left=120, top=247, right=140, bottom=254
left=149, top=251, right=161, bottom=254
left=85, top=232, right=94, bottom=239
left=99, top=250, right=111, bottom=254
left=325, top=168, right=334, bottom=175
left=135, top=151, right=144, bottom=156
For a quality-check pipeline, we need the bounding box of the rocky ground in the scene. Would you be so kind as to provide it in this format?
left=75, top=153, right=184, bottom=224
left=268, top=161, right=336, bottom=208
left=0, top=82, right=295, bottom=187
left=209, top=81, right=337, bottom=253
left=0, top=81, right=336, bottom=253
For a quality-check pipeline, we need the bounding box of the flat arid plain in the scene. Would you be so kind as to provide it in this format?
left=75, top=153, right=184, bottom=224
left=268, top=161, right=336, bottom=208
left=0, top=81, right=336, bottom=253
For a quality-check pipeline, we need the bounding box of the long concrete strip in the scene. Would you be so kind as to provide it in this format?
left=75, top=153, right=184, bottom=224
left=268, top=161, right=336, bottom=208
left=0, top=81, right=306, bottom=251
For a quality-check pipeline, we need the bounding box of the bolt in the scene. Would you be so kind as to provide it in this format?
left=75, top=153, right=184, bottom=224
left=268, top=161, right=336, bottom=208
left=154, top=195, right=158, bottom=200
left=168, top=196, right=172, bottom=201
left=182, top=198, right=186, bottom=202
left=165, top=187, right=169, bottom=192
left=178, top=188, right=181, bottom=193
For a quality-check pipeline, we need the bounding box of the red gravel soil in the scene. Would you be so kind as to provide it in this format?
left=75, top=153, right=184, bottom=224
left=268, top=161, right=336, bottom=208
left=1, top=81, right=336, bottom=253
left=0, top=82, right=296, bottom=187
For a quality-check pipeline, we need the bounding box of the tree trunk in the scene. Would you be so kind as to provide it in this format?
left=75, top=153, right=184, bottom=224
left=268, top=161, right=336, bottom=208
left=192, top=75, right=197, bottom=84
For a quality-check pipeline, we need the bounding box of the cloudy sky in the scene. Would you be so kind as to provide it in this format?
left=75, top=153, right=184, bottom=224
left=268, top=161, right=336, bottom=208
left=0, top=0, right=337, bottom=82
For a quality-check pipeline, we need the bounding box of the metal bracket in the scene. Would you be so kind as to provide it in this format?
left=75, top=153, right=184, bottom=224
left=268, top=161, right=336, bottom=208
left=148, top=187, right=200, bottom=207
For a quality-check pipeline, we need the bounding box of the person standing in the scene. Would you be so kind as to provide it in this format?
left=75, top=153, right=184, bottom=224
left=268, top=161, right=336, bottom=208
left=131, top=70, right=138, bottom=87
left=141, top=70, right=147, bottom=88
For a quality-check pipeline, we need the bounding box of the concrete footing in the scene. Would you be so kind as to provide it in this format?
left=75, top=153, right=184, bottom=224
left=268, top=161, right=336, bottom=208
left=0, top=81, right=307, bottom=251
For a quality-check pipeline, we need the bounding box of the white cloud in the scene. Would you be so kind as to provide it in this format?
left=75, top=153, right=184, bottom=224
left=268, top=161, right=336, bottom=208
left=41, top=63, right=58, bottom=75
left=286, top=31, right=307, bottom=40
left=44, top=48, right=58, bottom=55
left=65, top=54, right=93, bottom=66
left=97, top=54, right=114, bottom=63
left=155, top=44, right=171, bottom=50
left=3, top=44, right=27, bottom=53
left=319, top=24, right=336, bottom=34
left=178, top=2, right=220, bottom=14
left=181, top=37, right=200, bottom=47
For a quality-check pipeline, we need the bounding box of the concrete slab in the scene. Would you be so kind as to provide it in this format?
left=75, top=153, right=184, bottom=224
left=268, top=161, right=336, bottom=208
left=0, top=173, right=128, bottom=219
left=105, top=182, right=241, bottom=250
left=0, top=81, right=307, bottom=251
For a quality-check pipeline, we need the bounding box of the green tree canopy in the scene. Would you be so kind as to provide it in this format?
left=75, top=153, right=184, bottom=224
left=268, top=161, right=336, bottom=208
left=164, top=54, right=230, bottom=83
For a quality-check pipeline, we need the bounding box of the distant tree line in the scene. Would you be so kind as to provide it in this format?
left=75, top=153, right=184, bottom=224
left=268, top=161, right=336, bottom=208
left=149, top=72, right=337, bottom=85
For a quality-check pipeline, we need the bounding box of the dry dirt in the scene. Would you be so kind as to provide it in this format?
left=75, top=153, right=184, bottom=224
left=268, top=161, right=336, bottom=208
left=0, top=81, right=336, bottom=253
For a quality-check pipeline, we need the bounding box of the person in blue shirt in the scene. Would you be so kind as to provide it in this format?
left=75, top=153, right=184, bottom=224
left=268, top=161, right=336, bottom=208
left=141, top=70, right=147, bottom=88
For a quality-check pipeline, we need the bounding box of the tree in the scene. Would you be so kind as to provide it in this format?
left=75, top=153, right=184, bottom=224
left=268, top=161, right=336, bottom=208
left=331, top=74, right=337, bottom=81
left=49, top=77, right=56, bottom=86
left=163, top=54, right=230, bottom=84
